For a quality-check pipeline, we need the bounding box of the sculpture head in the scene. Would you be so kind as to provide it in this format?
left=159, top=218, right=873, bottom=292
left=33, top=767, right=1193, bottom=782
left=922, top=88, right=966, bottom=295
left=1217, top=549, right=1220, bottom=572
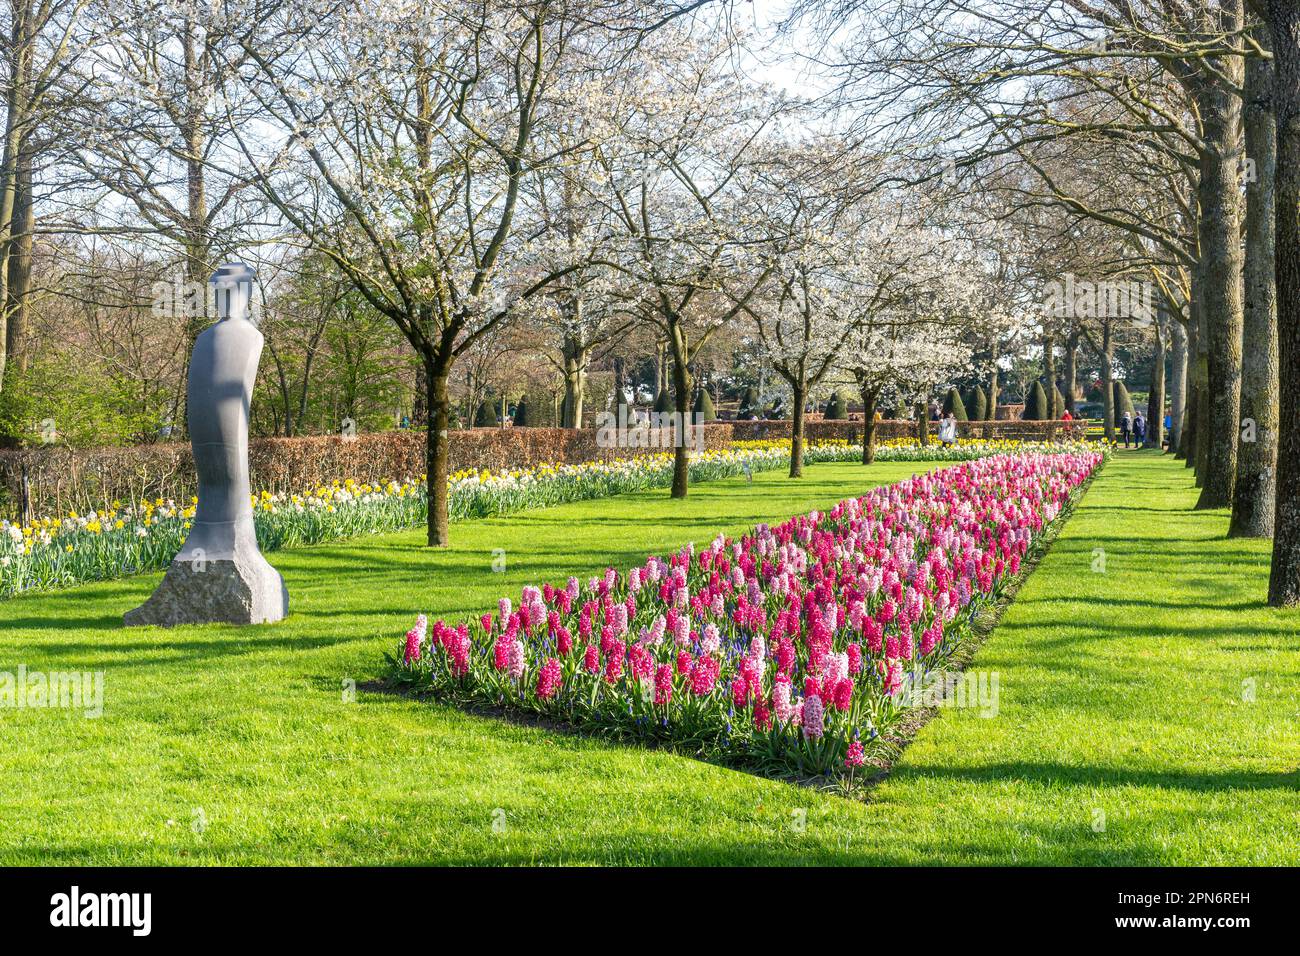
left=210, top=262, right=258, bottom=324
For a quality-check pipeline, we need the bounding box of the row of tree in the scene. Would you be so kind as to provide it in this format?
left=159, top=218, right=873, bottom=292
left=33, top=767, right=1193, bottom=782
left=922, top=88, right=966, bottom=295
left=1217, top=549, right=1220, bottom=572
left=782, top=0, right=1298, bottom=605
left=0, top=1, right=1295, bottom=606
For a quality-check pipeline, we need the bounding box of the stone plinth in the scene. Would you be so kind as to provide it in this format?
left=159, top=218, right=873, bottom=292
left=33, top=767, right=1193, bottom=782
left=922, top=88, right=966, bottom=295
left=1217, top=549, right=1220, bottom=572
left=124, top=553, right=288, bottom=628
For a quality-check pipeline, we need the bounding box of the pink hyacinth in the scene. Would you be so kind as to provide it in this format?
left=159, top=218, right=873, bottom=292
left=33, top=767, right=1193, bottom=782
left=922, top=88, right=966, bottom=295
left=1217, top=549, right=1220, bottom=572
left=802, top=694, right=824, bottom=739
left=403, top=626, right=423, bottom=664
left=773, top=677, right=795, bottom=724
left=832, top=677, right=853, bottom=712
left=536, top=658, right=562, bottom=699
left=654, top=663, right=673, bottom=705
left=691, top=655, right=720, bottom=696
left=845, top=740, right=865, bottom=768
left=507, top=639, right=526, bottom=680
left=731, top=677, right=750, bottom=710
left=603, top=640, right=625, bottom=684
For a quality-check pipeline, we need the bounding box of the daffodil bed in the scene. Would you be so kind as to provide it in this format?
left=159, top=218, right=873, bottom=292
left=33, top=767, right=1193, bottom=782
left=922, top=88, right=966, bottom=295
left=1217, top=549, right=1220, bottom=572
left=0, top=438, right=1096, bottom=599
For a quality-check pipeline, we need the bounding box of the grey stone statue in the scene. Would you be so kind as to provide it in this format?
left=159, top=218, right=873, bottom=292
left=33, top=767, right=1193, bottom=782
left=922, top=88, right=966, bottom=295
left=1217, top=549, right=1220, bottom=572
left=125, top=263, right=289, bottom=627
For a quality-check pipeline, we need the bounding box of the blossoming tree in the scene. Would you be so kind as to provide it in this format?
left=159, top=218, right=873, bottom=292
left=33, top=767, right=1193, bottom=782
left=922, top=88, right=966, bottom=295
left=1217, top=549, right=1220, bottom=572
left=228, top=0, right=631, bottom=545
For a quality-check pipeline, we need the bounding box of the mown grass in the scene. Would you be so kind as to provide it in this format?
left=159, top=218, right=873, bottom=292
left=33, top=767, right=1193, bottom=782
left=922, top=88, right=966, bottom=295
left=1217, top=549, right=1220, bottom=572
left=1, top=451, right=1295, bottom=865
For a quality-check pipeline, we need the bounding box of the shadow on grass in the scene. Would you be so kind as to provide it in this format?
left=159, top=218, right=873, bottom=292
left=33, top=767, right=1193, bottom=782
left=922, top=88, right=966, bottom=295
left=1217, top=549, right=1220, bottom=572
left=896, top=760, right=1300, bottom=794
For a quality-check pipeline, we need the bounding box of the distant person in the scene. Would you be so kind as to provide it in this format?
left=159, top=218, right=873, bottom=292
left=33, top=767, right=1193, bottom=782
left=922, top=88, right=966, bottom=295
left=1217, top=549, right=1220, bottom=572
left=1133, top=411, right=1146, bottom=446
left=1120, top=410, right=1133, bottom=448
left=938, top=413, right=958, bottom=447
left=1061, top=409, right=1073, bottom=422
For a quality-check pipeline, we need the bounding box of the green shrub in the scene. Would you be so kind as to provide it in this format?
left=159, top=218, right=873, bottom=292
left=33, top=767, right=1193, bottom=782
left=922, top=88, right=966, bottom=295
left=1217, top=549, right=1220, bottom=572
left=1024, top=381, right=1048, bottom=420
left=943, top=387, right=968, bottom=421
left=966, top=386, right=988, bottom=421
left=738, top=386, right=759, bottom=419
left=474, top=399, right=497, bottom=427
left=1113, top=381, right=1135, bottom=418
left=513, top=395, right=530, bottom=427
left=693, top=389, right=716, bottom=420
left=824, top=392, right=847, bottom=419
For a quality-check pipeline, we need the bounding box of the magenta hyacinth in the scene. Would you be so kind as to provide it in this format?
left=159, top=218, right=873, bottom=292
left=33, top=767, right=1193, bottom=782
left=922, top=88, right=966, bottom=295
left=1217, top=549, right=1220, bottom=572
left=845, top=740, right=865, bottom=768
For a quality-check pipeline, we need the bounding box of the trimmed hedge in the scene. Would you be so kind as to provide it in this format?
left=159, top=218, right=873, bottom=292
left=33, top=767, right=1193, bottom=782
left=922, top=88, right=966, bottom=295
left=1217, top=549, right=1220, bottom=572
left=1024, top=381, right=1048, bottom=420
left=943, top=387, right=968, bottom=421
left=1114, top=381, right=1135, bottom=418
left=738, top=386, right=759, bottom=419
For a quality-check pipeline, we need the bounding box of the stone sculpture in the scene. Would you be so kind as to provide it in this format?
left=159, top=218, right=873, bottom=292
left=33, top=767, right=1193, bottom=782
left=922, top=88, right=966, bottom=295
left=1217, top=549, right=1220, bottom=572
left=125, top=263, right=289, bottom=627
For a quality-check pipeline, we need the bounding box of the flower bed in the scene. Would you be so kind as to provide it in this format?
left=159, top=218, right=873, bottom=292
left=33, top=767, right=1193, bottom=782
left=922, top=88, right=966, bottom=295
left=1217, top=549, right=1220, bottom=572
left=0, top=440, right=1098, bottom=599
left=388, top=451, right=1104, bottom=786
left=747, top=437, right=1104, bottom=464
left=0, top=447, right=792, bottom=598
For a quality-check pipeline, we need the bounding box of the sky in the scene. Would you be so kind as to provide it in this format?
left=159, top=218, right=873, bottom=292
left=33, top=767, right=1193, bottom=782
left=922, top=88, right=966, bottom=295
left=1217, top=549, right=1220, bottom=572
left=726, top=0, right=838, bottom=100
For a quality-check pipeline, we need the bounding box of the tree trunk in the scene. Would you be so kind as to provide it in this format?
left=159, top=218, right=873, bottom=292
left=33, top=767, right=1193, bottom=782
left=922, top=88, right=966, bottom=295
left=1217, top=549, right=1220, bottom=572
left=1169, top=319, right=1188, bottom=455
left=1101, top=320, right=1115, bottom=442
left=1194, top=60, right=1247, bottom=508
left=613, top=355, right=626, bottom=409
left=1230, top=38, right=1279, bottom=537
left=988, top=336, right=1000, bottom=419
left=4, top=133, right=33, bottom=375
left=1042, top=334, right=1058, bottom=418
left=1268, top=0, right=1300, bottom=605
left=1146, top=315, right=1166, bottom=448
left=1062, top=330, right=1079, bottom=417
left=914, top=400, right=931, bottom=444
left=789, top=379, right=806, bottom=478
left=668, top=325, right=690, bottom=499
left=177, top=25, right=211, bottom=439
left=860, top=383, right=881, bottom=464
left=412, top=361, right=428, bottom=427
left=0, top=2, right=32, bottom=396
left=426, top=361, right=451, bottom=547
left=1188, top=277, right=1209, bottom=479
left=560, top=333, right=587, bottom=428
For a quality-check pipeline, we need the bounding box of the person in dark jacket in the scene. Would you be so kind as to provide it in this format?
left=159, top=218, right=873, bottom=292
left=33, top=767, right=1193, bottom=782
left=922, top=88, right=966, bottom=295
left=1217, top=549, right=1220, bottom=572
left=1120, top=410, right=1133, bottom=448
left=1133, top=412, right=1146, bottom=446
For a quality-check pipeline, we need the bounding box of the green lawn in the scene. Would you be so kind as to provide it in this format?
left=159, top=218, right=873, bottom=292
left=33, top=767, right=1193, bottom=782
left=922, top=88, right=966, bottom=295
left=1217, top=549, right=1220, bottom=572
left=1, top=452, right=1295, bottom=865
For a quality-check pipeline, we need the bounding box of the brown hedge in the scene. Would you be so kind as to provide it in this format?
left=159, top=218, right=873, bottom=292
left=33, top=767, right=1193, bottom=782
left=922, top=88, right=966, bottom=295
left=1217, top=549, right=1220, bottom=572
left=0, top=419, right=1087, bottom=520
